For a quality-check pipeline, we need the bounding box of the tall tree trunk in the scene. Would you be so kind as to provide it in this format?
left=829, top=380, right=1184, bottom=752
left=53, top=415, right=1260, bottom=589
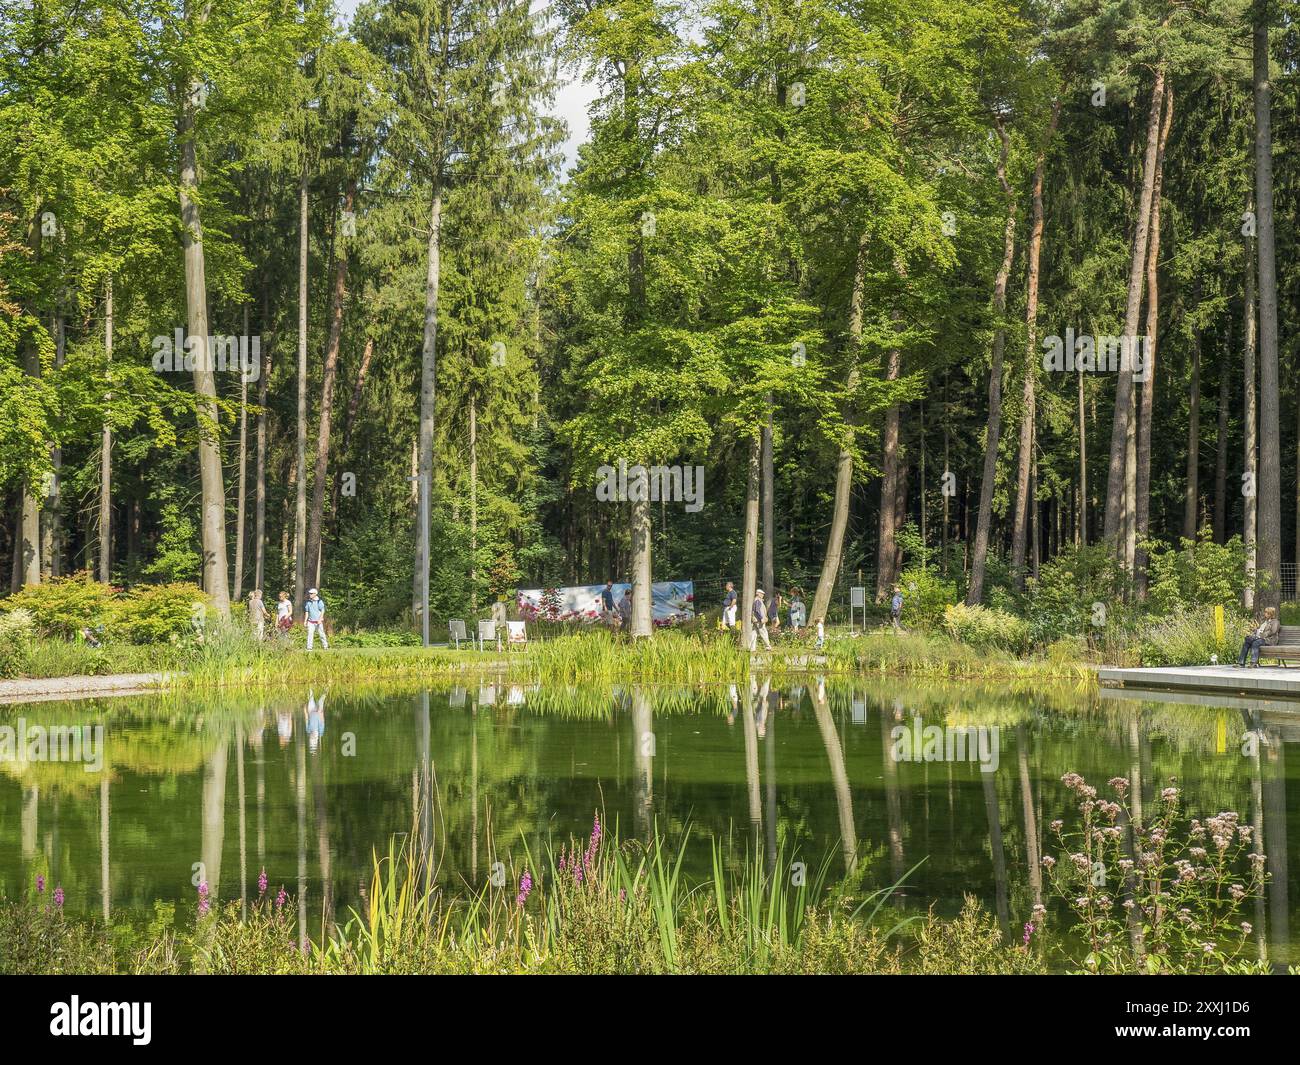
left=233, top=305, right=249, bottom=601
left=1184, top=328, right=1202, bottom=541
left=875, top=343, right=901, bottom=601
left=1011, top=101, right=1062, bottom=587
left=254, top=288, right=270, bottom=593
left=180, top=75, right=230, bottom=616
left=967, top=116, right=1016, bottom=605
left=629, top=494, right=653, bottom=636
left=741, top=434, right=761, bottom=648
left=469, top=393, right=478, bottom=611
left=1254, top=3, right=1283, bottom=611
left=415, top=179, right=443, bottom=644
left=1244, top=209, right=1258, bottom=611
left=98, top=276, right=113, bottom=582
left=44, top=311, right=64, bottom=578
left=19, top=214, right=41, bottom=587
left=332, top=331, right=374, bottom=523
left=1103, top=67, right=1167, bottom=546
left=19, top=487, right=39, bottom=587
left=761, top=402, right=775, bottom=597
left=811, top=229, right=869, bottom=624
left=305, top=177, right=355, bottom=591
left=1078, top=367, right=1087, bottom=545
left=294, top=161, right=309, bottom=614
left=1214, top=325, right=1231, bottom=544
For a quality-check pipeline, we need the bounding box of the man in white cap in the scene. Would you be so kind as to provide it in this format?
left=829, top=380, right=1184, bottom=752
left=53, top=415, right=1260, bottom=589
left=304, top=588, right=329, bottom=649
left=749, top=588, right=771, bottom=652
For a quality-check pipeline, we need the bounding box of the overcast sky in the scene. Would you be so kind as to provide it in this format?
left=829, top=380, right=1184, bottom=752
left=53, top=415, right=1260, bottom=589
left=331, top=0, right=595, bottom=175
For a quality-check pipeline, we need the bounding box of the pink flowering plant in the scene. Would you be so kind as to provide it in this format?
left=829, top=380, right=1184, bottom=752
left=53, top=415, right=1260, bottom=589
left=1043, top=772, right=1266, bottom=974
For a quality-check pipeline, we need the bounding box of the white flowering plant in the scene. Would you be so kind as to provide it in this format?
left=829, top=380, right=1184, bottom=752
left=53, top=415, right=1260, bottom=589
left=1041, top=772, right=1267, bottom=974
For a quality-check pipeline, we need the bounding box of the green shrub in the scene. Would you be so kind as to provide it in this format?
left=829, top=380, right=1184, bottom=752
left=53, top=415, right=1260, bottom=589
left=1145, top=528, right=1250, bottom=613
left=895, top=567, right=958, bottom=627
left=0, top=572, right=114, bottom=638
left=941, top=603, right=1031, bottom=654
left=113, top=583, right=207, bottom=644
left=1027, top=543, right=1133, bottom=644
left=330, top=628, right=422, bottom=648
left=0, top=608, right=36, bottom=678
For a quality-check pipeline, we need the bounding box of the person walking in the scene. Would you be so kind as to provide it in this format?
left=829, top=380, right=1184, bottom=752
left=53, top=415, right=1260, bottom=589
left=601, top=580, right=617, bottom=626
left=749, top=589, right=772, bottom=652
left=304, top=588, right=329, bottom=650
left=889, top=585, right=904, bottom=632
left=722, top=581, right=738, bottom=629
left=814, top=615, right=825, bottom=651
left=247, top=589, right=270, bottom=641
left=770, top=590, right=784, bottom=633
left=618, top=589, right=633, bottom=629
left=1238, top=606, right=1280, bottom=667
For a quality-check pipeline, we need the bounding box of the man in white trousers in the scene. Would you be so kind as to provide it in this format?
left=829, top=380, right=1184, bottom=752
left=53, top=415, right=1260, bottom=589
left=304, top=588, right=329, bottom=650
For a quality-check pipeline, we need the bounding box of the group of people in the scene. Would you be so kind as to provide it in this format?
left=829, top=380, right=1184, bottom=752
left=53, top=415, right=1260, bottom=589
left=246, top=587, right=330, bottom=649
left=720, top=582, right=824, bottom=652
left=600, top=581, right=634, bottom=628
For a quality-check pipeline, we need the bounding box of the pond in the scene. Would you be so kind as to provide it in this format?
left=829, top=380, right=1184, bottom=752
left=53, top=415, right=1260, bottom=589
left=1, top=677, right=1295, bottom=967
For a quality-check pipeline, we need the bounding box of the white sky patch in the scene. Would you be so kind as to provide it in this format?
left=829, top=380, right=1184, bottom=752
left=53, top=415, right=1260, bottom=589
left=331, top=0, right=597, bottom=175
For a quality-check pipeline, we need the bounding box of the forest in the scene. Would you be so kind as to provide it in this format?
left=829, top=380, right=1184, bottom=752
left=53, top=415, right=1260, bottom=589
left=2, top=0, right=1297, bottom=639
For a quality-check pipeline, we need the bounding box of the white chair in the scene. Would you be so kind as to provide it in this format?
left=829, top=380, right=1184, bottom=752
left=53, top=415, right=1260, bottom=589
left=477, top=619, right=498, bottom=652
left=507, top=620, right=527, bottom=650
left=449, top=618, right=467, bottom=649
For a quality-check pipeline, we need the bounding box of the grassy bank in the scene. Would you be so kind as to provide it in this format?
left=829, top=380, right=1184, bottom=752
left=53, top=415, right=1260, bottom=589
left=2, top=607, right=1248, bottom=694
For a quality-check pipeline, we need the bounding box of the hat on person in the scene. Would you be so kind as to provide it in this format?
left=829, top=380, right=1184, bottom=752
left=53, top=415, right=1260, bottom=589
left=756, top=589, right=766, bottom=597
left=308, top=588, right=318, bottom=595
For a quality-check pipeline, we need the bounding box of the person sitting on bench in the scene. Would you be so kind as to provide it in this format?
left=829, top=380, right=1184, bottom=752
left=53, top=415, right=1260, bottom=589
left=1238, top=607, right=1280, bottom=668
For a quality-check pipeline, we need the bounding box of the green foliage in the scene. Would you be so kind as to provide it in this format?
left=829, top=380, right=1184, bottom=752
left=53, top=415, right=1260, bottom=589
left=0, top=572, right=114, bottom=637
left=142, top=504, right=202, bottom=585
left=941, top=603, right=1032, bottom=654
left=113, top=583, right=208, bottom=645
left=1026, top=543, right=1133, bottom=644
left=895, top=566, right=958, bottom=627
left=1136, top=608, right=1242, bottom=667
left=0, top=607, right=35, bottom=677
left=1145, top=529, right=1251, bottom=614
left=0, top=822, right=1054, bottom=975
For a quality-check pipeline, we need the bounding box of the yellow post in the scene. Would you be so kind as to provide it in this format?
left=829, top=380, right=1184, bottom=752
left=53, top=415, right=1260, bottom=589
left=1214, top=604, right=1225, bottom=646
left=1216, top=712, right=1227, bottom=755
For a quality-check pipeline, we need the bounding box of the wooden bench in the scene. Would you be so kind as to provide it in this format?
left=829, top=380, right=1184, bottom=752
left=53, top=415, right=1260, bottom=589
left=1259, top=625, right=1300, bottom=665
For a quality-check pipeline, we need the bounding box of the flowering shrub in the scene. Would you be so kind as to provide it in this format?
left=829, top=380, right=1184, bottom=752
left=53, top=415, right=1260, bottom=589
left=1043, top=772, right=1265, bottom=974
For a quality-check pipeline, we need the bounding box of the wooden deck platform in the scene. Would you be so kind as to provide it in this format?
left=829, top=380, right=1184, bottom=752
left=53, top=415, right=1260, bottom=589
left=1097, top=664, right=1300, bottom=701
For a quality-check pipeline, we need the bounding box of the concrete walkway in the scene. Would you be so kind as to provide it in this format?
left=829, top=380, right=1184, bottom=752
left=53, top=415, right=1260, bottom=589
left=0, top=672, right=171, bottom=705
left=1098, top=664, right=1300, bottom=700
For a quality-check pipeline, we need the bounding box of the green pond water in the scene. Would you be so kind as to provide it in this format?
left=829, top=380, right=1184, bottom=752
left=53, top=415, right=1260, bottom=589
left=1, top=676, right=1296, bottom=966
